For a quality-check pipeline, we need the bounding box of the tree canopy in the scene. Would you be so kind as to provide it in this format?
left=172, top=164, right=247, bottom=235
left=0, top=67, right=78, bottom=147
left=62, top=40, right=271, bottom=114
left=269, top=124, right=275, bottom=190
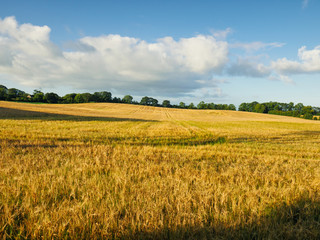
left=0, top=84, right=319, bottom=120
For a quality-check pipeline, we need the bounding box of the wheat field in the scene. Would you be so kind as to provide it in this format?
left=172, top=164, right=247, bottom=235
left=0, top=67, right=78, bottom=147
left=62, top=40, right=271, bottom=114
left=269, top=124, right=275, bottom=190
left=0, top=101, right=320, bottom=239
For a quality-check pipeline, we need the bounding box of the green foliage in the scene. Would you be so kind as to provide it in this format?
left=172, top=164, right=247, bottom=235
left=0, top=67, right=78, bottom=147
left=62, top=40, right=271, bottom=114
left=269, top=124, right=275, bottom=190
left=93, top=91, right=112, bottom=102
left=62, top=93, right=77, bottom=103
left=239, top=101, right=320, bottom=120
left=228, top=104, right=236, bottom=111
left=33, top=90, right=45, bottom=102
left=197, top=101, right=207, bottom=109
left=303, top=113, right=313, bottom=120
left=7, top=88, right=25, bottom=101
left=188, top=103, right=195, bottom=109
left=44, top=92, right=60, bottom=103
left=140, top=96, right=158, bottom=106
left=254, top=104, right=266, bottom=113
left=179, top=102, right=186, bottom=108
left=0, top=87, right=8, bottom=100
left=122, top=95, right=133, bottom=104
left=162, top=100, right=171, bottom=108
left=74, top=94, right=85, bottom=103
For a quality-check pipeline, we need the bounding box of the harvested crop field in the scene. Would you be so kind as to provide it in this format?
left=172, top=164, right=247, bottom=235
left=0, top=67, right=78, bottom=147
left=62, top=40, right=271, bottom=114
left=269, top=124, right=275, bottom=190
left=1, top=101, right=320, bottom=239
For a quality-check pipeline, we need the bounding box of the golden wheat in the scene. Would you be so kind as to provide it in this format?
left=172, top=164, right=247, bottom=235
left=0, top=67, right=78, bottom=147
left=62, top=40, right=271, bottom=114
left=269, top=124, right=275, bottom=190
left=0, top=101, right=320, bottom=239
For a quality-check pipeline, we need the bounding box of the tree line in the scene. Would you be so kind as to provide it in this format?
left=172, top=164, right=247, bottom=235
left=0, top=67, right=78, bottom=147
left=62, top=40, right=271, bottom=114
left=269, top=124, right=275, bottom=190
left=239, top=101, right=320, bottom=120
left=0, top=84, right=319, bottom=119
left=0, top=85, right=236, bottom=110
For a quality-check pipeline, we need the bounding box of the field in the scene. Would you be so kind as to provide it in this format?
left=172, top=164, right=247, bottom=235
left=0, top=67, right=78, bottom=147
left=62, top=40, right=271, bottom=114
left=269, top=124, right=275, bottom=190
left=1, top=101, right=320, bottom=239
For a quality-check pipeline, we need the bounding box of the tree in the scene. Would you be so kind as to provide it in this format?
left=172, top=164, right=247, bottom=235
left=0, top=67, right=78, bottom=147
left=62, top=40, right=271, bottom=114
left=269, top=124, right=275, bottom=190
left=162, top=100, right=171, bottom=108
left=303, top=112, right=313, bottom=120
left=122, top=95, right=133, bottom=104
left=197, top=101, right=207, bottom=109
left=93, top=91, right=112, bottom=102
left=179, top=102, right=186, bottom=108
left=81, top=93, right=92, bottom=103
left=228, top=104, right=236, bottom=111
left=7, top=88, right=25, bottom=101
left=207, top=103, right=215, bottom=109
left=151, top=98, right=158, bottom=106
left=33, top=90, right=44, bottom=102
left=0, top=85, right=8, bottom=90
left=188, top=103, right=195, bottom=109
left=112, top=97, right=122, bottom=103
left=238, top=103, right=248, bottom=111
left=62, top=93, right=77, bottom=103
left=44, top=92, right=60, bottom=103
left=140, top=96, right=158, bottom=106
left=0, top=86, right=8, bottom=100
left=295, top=103, right=304, bottom=113
left=254, top=104, right=266, bottom=113
left=75, top=94, right=84, bottom=103
left=140, top=96, right=151, bottom=105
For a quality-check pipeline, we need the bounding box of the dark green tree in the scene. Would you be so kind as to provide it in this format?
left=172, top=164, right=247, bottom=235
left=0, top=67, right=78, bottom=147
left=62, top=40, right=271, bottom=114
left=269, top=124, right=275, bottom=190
left=81, top=93, right=93, bottom=103
left=7, top=88, right=25, bottom=101
left=197, top=101, right=207, bottom=109
left=238, top=103, right=248, bottom=111
left=32, top=90, right=44, bottom=102
left=140, top=96, right=151, bottom=105
left=151, top=98, right=158, bottom=106
left=254, top=104, right=266, bottom=113
left=0, top=86, right=8, bottom=100
left=62, top=93, right=77, bottom=103
left=179, top=102, right=186, bottom=108
left=44, top=92, right=60, bottom=103
left=74, top=94, right=85, bottom=103
left=122, top=95, right=133, bottom=104
left=162, top=100, right=171, bottom=108
left=228, top=104, right=236, bottom=111
left=93, top=91, right=112, bottom=102
left=188, top=103, right=195, bottom=109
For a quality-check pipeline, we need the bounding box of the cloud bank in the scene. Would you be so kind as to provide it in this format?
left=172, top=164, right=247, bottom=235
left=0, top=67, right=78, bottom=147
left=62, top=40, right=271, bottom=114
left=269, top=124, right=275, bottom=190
left=0, top=16, right=319, bottom=98
left=272, top=46, right=320, bottom=75
left=0, top=16, right=229, bottom=96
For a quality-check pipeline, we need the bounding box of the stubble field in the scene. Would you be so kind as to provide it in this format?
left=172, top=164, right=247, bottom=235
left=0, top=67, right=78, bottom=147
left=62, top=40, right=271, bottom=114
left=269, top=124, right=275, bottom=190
left=0, top=101, right=320, bottom=239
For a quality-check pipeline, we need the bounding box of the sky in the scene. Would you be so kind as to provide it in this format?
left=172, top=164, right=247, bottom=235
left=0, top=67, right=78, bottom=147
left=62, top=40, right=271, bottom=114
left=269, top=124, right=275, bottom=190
left=0, top=0, right=320, bottom=106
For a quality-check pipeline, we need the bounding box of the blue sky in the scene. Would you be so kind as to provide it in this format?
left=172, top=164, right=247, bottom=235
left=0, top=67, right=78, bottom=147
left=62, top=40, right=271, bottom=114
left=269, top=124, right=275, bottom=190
left=1, top=0, right=320, bottom=106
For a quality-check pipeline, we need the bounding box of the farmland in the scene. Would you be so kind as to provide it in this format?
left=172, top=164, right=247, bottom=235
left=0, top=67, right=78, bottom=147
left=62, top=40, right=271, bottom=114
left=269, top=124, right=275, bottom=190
left=1, top=101, right=320, bottom=239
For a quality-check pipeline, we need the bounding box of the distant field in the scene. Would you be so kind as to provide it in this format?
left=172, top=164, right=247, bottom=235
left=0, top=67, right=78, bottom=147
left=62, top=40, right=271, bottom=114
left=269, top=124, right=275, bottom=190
left=1, top=101, right=320, bottom=239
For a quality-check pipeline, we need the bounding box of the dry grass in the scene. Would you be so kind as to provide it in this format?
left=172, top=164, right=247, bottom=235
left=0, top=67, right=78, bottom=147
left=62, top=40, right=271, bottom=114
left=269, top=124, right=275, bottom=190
left=0, top=101, right=320, bottom=239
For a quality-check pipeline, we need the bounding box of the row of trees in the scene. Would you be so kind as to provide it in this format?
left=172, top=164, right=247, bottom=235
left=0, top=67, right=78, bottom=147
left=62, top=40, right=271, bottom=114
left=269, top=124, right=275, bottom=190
left=239, top=101, right=320, bottom=119
left=1, top=85, right=319, bottom=118
left=0, top=85, right=237, bottom=110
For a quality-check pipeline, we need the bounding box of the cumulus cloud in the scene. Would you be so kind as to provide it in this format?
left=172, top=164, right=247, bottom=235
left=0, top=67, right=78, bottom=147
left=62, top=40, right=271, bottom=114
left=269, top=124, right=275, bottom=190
left=0, top=16, right=230, bottom=97
left=4, top=16, right=316, bottom=97
left=272, top=45, right=320, bottom=75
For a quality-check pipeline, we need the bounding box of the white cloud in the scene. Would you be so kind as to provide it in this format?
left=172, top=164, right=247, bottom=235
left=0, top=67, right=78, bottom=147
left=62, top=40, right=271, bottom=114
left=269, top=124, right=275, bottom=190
left=272, top=45, right=320, bottom=75
left=211, top=28, right=233, bottom=39
left=0, top=16, right=229, bottom=97
left=3, top=16, right=317, bottom=98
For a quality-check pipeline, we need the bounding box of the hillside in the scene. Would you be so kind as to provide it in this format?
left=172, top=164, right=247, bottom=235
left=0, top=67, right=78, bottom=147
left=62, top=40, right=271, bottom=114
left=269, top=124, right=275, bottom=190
left=1, top=101, right=320, bottom=239
left=0, top=100, right=315, bottom=123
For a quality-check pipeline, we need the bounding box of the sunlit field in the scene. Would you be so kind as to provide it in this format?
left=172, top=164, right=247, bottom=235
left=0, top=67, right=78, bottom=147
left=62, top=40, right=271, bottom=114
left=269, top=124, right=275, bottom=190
left=1, top=101, right=320, bottom=239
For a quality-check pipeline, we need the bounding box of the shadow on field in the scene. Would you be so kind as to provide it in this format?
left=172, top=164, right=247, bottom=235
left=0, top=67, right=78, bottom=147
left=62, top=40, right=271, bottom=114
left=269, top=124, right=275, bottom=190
left=118, top=196, right=320, bottom=240
left=109, top=136, right=227, bottom=147
left=0, top=107, right=156, bottom=122
left=287, top=130, right=320, bottom=136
